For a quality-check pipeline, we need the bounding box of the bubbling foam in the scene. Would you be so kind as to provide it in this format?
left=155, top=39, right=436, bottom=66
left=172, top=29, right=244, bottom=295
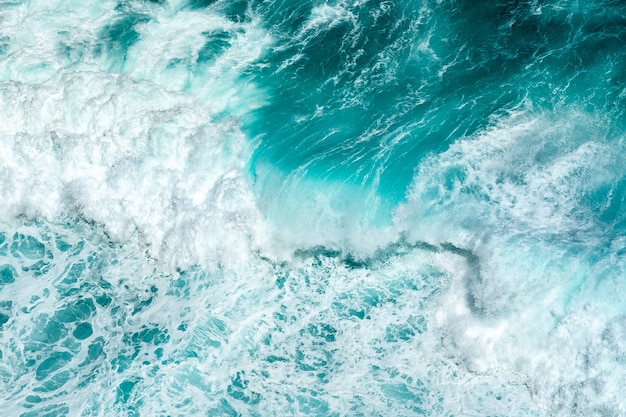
left=393, top=110, right=626, bottom=415
left=0, top=71, right=265, bottom=269
left=0, top=0, right=275, bottom=269
left=2, top=0, right=626, bottom=415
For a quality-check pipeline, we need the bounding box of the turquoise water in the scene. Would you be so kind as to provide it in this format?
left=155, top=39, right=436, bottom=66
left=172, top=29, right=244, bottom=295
left=1, top=0, right=625, bottom=415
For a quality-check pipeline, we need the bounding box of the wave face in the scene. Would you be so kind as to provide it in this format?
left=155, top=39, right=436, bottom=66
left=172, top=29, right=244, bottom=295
left=1, top=0, right=626, bottom=415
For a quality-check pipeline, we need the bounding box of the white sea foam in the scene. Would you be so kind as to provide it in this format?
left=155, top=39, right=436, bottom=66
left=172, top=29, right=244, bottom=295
left=303, top=3, right=354, bottom=32
left=125, top=7, right=271, bottom=115
left=0, top=71, right=266, bottom=270
left=0, top=0, right=273, bottom=269
left=2, top=1, right=626, bottom=415
left=392, top=110, right=626, bottom=415
left=397, top=111, right=621, bottom=242
left=2, top=85, right=625, bottom=417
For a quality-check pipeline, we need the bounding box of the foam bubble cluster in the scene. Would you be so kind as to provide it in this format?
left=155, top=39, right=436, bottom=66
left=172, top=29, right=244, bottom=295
left=395, top=111, right=626, bottom=415
left=1, top=0, right=626, bottom=415
left=0, top=71, right=264, bottom=269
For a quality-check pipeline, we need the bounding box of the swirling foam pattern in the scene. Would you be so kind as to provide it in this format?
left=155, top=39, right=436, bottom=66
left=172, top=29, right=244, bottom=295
left=1, top=0, right=626, bottom=415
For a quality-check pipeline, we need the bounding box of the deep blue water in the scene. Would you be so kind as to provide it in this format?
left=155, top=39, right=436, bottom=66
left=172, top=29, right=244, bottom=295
left=1, top=0, right=626, bottom=415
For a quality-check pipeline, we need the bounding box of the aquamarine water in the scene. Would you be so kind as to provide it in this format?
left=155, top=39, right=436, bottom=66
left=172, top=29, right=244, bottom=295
left=1, top=0, right=625, bottom=415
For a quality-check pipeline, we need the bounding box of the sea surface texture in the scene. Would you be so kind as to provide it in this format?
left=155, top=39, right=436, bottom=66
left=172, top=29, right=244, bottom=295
left=1, top=0, right=626, bottom=415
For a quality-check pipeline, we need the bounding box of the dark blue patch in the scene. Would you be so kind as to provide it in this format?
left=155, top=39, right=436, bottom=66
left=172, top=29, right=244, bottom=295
left=0, top=264, right=17, bottom=285
left=196, top=30, right=231, bottom=64
left=73, top=322, right=94, bottom=340
left=97, top=13, right=150, bottom=64
left=36, top=351, right=72, bottom=381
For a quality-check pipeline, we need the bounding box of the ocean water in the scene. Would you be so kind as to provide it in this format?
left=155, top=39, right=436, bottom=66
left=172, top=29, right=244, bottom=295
left=1, top=0, right=625, bottom=415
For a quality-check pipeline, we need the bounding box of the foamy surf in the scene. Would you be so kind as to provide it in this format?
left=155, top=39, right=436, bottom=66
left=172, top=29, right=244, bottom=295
left=1, top=0, right=626, bottom=416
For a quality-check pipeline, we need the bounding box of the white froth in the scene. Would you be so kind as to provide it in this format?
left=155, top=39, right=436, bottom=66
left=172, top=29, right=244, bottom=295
left=0, top=0, right=275, bottom=269
left=2, top=1, right=626, bottom=415
left=394, top=111, right=626, bottom=415
left=127, top=9, right=271, bottom=115
left=0, top=71, right=265, bottom=269
left=303, top=3, right=354, bottom=32
left=397, top=112, right=621, bottom=241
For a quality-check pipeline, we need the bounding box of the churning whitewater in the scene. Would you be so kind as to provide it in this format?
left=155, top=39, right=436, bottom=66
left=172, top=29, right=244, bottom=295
left=1, top=0, right=626, bottom=415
